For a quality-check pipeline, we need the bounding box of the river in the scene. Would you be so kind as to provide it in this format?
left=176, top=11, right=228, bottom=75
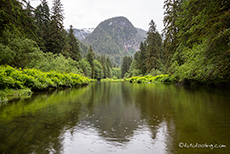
left=0, top=82, right=230, bottom=154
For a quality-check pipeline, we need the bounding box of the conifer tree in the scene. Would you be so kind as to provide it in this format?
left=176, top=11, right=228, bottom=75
left=68, top=25, right=81, bottom=61
left=46, top=0, right=66, bottom=54
left=86, top=46, right=95, bottom=78
left=35, top=0, right=51, bottom=52
left=163, top=0, right=183, bottom=69
left=51, top=0, right=64, bottom=29
left=137, top=41, right=147, bottom=74
left=121, top=56, right=133, bottom=78
left=145, top=20, right=162, bottom=72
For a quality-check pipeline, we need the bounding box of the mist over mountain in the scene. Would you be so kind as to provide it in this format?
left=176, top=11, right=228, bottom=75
left=70, top=17, right=146, bottom=65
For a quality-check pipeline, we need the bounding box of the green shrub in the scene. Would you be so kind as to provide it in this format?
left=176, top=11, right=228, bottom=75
left=0, top=65, right=90, bottom=91
left=124, top=74, right=174, bottom=84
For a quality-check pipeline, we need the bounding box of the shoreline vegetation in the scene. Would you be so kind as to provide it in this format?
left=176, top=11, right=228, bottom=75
left=124, top=74, right=174, bottom=84
left=0, top=65, right=91, bottom=103
left=0, top=65, right=174, bottom=103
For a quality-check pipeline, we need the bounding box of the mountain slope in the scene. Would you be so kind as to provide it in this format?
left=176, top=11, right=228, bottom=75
left=83, top=16, right=146, bottom=65
left=72, top=28, right=95, bottom=40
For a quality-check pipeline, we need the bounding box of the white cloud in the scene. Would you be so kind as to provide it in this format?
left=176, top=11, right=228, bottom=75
left=30, top=0, right=164, bottom=32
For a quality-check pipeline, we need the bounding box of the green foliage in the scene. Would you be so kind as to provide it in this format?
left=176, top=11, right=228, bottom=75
left=124, top=74, right=174, bottom=84
left=112, top=68, right=122, bottom=79
left=137, top=41, right=148, bottom=74
left=79, top=59, right=92, bottom=78
left=126, top=60, right=142, bottom=77
left=171, top=41, right=230, bottom=86
left=94, top=60, right=104, bottom=80
left=0, top=30, right=43, bottom=68
left=0, top=65, right=90, bottom=91
left=164, top=0, right=230, bottom=87
left=34, top=0, right=51, bottom=52
left=27, top=52, right=82, bottom=74
left=67, top=25, right=81, bottom=61
left=101, top=78, right=124, bottom=82
left=121, top=56, right=133, bottom=78
left=86, top=45, right=95, bottom=78
left=124, top=20, right=163, bottom=78
left=148, top=68, right=163, bottom=76
left=145, top=20, right=162, bottom=72
left=0, top=0, right=39, bottom=40
left=163, top=0, right=183, bottom=71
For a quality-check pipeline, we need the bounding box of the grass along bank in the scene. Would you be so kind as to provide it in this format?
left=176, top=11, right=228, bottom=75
left=0, top=65, right=91, bottom=102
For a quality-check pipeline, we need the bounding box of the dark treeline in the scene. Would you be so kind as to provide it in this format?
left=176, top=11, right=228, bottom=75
left=0, top=0, right=121, bottom=80
left=122, top=0, right=230, bottom=87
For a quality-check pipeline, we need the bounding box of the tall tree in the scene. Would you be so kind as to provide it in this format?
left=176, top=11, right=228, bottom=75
left=51, top=0, right=64, bottom=29
left=0, top=0, right=38, bottom=40
left=106, top=57, right=112, bottom=78
left=68, top=25, right=81, bottom=61
left=145, top=20, right=162, bottom=72
left=86, top=45, right=95, bottom=78
left=163, top=0, right=183, bottom=70
left=35, top=0, right=50, bottom=27
left=34, top=0, right=51, bottom=52
left=137, top=41, right=147, bottom=75
left=121, top=56, right=133, bottom=78
left=94, top=59, right=104, bottom=80
left=46, top=0, right=65, bottom=54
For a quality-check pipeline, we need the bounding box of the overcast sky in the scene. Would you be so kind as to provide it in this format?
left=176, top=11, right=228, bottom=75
left=31, top=0, right=165, bottom=32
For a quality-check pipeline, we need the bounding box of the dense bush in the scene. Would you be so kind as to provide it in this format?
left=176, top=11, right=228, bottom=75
left=124, top=74, right=174, bottom=84
left=28, top=52, right=82, bottom=74
left=101, top=78, right=124, bottom=82
left=171, top=41, right=230, bottom=86
left=0, top=65, right=90, bottom=91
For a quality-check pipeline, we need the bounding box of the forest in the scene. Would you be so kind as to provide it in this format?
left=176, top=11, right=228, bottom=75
left=0, top=0, right=230, bottom=100
left=122, top=0, right=230, bottom=87
left=0, top=0, right=120, bottom=80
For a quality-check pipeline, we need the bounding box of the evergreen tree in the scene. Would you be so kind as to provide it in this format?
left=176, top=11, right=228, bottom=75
left=46, top=0, right=65, bottom=54
left=86, top=45, right=95, bottom=78
left=67, top=25, right=81, bottom=61
left=121, top=56, right=133, bottom=78
left=0, top=0, right=39, bottom=40
left=164, top=0, right=230, bottom=86
left=79, top=58, right=92, bottom=78
left=163, top=0, right=183, bottom=69
left=51, top=0, right=64, bottom=29
left=34, top=0, right=51, bottom=52
left=94, top=59, right=104, bottom=80
left=137, top=41, right=147, bottom=74
left=35, top=0, right=50, bottom=27
left=145, top=20, right=162, bottom=72
left=106, top=57, right=112, bottom=78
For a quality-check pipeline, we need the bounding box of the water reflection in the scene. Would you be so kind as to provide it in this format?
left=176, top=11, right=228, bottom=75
left=0, top=82, right=230, bottom=154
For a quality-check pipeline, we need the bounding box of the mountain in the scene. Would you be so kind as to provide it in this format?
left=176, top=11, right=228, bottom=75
left=83, top=16, right=146, bottom=65
left=72, top=28, right=95, bottom=40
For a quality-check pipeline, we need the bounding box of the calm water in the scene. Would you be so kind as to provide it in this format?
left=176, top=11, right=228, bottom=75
left=0, top=82, right=230, bottom=154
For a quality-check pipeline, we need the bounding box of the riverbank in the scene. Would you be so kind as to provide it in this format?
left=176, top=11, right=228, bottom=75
left=124, top=74, right=174, bottom=84
left=101, top=78, right=124, bottom=82
left=0, top=65, right=91, bottom=102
